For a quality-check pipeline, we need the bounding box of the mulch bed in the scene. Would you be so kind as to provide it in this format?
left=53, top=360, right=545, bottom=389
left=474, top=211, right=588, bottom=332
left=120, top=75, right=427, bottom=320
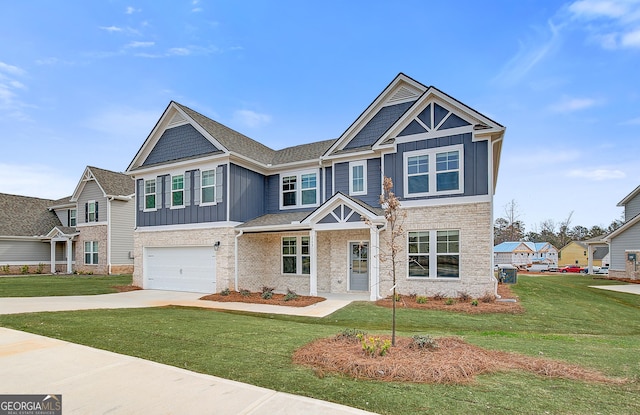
left=375, top=284, right=524, bottom=314
left=293, top=334, right=625, bottom=385
left=593, top=276, right=640, bottom=284
left=200, top=291, right=326, bottom=307
left=113, top=285, right=143, bottom=292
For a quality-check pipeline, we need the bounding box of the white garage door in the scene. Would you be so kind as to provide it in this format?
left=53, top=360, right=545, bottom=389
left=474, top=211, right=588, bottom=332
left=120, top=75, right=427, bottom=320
left=144, top=246, right=216, bottom=293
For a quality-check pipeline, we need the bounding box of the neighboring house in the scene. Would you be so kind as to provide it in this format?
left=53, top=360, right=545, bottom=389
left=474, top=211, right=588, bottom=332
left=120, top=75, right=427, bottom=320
left=125, top=73, right=506, bottom=300
left=558, top=241, right=589, bottom=267
left=493, top=241, right=558, bottom=267
left=584, top=235, right=610, bottom=272
left=0, top=166, right=135, bottom=275
left=604, top=185, right=640, bottom=280
left=0, top=193, right=65, bottom=273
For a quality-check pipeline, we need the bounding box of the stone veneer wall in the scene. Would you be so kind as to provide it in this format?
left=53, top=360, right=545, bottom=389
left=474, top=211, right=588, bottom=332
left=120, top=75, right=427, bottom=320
left=133, top=227, right=236, bottom=290
left=75, top=225, right=108, bottom=275
left=377, top=202, right=496, bottom=298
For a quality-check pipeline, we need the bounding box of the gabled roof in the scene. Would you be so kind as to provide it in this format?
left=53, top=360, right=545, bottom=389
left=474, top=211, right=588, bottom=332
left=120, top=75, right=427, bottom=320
left=493, top=242, right=534, bottom=253
left=71, top=166, right=134, bottom=202
left=604, top=211, right=640, bottom=242
left=560, top=241, right=587, bottom=250
left=47, top=195, right=74, bottom=209
left=617, top=184, right=640, bottom=207
left=0, top=193, right=61, bottom=237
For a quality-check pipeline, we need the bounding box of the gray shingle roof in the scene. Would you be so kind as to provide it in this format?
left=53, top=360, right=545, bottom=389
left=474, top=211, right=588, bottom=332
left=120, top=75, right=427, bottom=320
left=270, top=139, right=337, bottom=165
left=88, top=166, right=134, bottom=197
left=238, top=212, right=310, bottom=229
left=0, top=193, right=62, bottom=237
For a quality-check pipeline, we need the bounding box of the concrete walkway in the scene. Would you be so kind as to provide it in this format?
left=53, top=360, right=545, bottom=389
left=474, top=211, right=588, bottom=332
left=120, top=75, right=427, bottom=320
left=590, top=283, right=640, bottom=295
left=0, top=290, right=377, bottom=414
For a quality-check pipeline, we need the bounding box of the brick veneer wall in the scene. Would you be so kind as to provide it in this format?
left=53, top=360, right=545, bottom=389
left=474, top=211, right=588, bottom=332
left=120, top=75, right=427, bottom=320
left=75, top=225, right=108, bottom=275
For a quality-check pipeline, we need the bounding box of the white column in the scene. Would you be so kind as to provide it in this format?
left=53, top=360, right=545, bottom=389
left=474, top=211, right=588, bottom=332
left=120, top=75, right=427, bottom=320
left=50, top=240, right=56, bottom=274
left=309, top=229, right=317, bottom=296
left=66, top=239, right=73, bottom=274
left=587, top=244, right=594, bottom=274
left=369, top=226, right=380, bottom=301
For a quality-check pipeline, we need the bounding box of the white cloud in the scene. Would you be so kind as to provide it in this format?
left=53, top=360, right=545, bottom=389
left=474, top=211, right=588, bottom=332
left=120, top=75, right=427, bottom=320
left=167, top=47, right=191, bottom=56
left=82, top=106, right=159, bottom=141
left=549, top=97, right=598, bottom=112
left=0, top=61, right=26, bottom=76
left=567, top=0, right=640, bottom=49
left=622, top=28, right=640, bottom=46
left=125, top=41, right=155, bottom=48
left=100, top=26, right=123, bottom=33
left=568, top=0, right=629, bottom=19
left=0, top=61, right=30, bottom=120
left=232, top=110, right=272, bottom=128
left=125, top=6, right=141, bottom=14
left=0, top=163, right=77, bottom=199
left=567, top=168, right=626, bottom=180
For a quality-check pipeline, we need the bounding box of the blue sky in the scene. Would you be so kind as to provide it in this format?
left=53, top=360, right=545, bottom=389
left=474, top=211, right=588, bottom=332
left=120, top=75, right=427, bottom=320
left=1, top=0, right=639, bottom=231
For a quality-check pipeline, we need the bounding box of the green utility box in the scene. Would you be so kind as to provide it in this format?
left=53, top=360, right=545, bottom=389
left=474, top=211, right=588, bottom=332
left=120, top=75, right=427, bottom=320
left=498, top=265, right=517, bottom=284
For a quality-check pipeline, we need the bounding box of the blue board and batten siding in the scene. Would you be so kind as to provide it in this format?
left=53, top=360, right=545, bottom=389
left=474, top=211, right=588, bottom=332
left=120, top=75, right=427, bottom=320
left=229, top=163, right=265, bottom=222
left=136, top=166, right=227, bottom=226
left=384, top=133, right=489, bottom=199
left=333, top=158, right=382, bottom=207
left=344, top=101, right=415, bottom=150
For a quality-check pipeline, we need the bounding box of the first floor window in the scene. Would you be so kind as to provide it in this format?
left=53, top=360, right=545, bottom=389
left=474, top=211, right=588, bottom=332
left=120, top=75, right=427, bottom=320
left=282, top=236, right=311, bottom=275
left=84, top=241, right=98, bottom=265
left=144, top=179, right=156, bottom=209
left=407, top=230, right=459, bottom=278
left=201, top=169, right=215, bottom=204
left=172, top=175, right=184, bottom=206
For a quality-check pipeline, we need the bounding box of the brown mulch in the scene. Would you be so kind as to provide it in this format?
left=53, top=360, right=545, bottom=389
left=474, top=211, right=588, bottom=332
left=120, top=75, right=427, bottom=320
left=293, top=334, right=625, bottom=385
left=112, top=285, right=143, bottom=292
left=200, top=291, right=326, bottom=307
left=375, top=284, right=524, bottom=314
left=593, top=276, right=640, bottom=284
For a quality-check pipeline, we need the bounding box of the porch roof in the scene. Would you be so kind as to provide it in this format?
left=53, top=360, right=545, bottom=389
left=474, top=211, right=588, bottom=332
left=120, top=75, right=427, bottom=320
left=236, top=212, right=310, bottom=232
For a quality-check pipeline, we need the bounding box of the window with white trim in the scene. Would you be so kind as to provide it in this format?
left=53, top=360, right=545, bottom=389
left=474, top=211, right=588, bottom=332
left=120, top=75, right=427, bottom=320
left=84, top=241, right=98, bottom=265
left=280, top=170, right=318, bottom=209
left=144, top=179, right=156, bottom=209
left=87, top=201, right=97, bottom=222
left=408, top=230, right=459, bottom=278
left=172, top=174, right=184, bottom=207
left=349, top=161, right=367, bottom=195
left=282, top=236, right=311, bottom=275
left=69, top=209, right=76, bottom=227
left=403, top=144, right=463, bottom=197
left=201, top=169, right=215, bottom=204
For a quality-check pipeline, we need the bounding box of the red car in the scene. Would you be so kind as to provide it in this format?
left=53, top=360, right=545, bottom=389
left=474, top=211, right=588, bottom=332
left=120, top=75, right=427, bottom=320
left=559, top=265, right=583, bottom=273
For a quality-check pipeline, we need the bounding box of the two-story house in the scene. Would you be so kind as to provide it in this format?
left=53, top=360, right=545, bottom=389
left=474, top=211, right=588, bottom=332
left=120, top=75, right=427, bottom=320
left=126, top=73, right=506, bottom=300
left=494, top=241, right=558, bottom=267
left=604, top=184, right=640, bottom=279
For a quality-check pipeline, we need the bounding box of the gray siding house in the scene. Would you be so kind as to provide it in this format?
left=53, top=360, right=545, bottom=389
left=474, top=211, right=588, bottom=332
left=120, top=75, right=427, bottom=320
left=605, top=185, right=640, bottom=279
left=126, top=73, right=506, bottom=299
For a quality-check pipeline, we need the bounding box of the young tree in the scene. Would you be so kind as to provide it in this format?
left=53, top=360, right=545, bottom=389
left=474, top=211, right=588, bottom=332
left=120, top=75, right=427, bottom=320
left=494, top=199, right=524, bottom=243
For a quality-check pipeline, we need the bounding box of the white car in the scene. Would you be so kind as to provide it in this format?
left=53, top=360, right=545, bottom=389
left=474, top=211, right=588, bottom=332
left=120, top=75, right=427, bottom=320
left=594, top=266, right=609, bottom=275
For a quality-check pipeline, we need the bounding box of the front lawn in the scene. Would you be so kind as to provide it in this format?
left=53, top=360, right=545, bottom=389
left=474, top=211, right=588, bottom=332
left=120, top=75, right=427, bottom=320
left=1, top=275, right=639, bottom=414
left=0, top=274, right=133, bottom=297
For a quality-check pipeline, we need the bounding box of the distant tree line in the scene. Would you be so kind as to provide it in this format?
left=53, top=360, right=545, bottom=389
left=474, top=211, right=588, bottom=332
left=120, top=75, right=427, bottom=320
left=494, top=200, right=624, bottom=249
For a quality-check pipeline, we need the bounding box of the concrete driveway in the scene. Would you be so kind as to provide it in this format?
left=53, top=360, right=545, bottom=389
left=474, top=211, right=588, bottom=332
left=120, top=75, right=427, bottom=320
left=0, top=290, right=375, bottom=414
left=589, top=283, right=640, bottom=295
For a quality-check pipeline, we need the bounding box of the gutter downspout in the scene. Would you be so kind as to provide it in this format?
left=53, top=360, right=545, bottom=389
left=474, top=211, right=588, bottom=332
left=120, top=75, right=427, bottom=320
left=107, top=196, right=112, bottom=275
left=234, top=230, right=244, bottom=291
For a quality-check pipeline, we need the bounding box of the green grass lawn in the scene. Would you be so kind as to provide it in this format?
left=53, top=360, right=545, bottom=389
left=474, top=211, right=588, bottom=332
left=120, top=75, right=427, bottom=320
left=1, top=274, right=639, bottom=414
left=0, top=274, right=132, bottom=297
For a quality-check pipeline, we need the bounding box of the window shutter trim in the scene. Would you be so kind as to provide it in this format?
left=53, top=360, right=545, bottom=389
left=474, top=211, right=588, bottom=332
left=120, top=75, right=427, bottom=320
left=85, top=203, right=88, bottom=222
left=138, top=180, right=144, bottom=211
left=185, top=171, right=191, bottom=206
left=95, top=201, right=99, bottom=221
left=193, top=170, right=200, bottom=205
left=164, top=176, right=171, bottom=208
left=155, top=177, right=162, bottom=209
left=215, top=166, right=223, bottom=203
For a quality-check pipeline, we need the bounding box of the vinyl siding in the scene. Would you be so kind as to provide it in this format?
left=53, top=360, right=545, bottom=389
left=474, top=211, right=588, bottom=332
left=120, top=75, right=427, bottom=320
left=624, top=193, right=640, bottom=221
left=110, top=199, right=134, bottom=264
left=610, top=222, right=640, bottom=269
left=333, top=158, right=382, bottom=207
left=383, top=133, right=489, bottom=200
left=78, top=181, right=106, bottom=224
left=229, top=163, right=265, bottom=222
left=265, top=172, right=322, bottom=214
left=0, top=239, right=50, bottom=262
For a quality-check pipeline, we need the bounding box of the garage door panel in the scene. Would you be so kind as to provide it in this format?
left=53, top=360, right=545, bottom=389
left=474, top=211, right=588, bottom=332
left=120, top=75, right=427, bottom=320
left=145, top=247, right=216, bottom=293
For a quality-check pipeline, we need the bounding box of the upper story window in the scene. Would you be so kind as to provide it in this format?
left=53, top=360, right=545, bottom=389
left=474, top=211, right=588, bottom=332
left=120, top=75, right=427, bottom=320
left=201, top=169, right=216, bottom=204
left=144, top=179, right=156, bottom=210
left=172, top=175, right=184, bottom=207
left=403, top=144, right=464, bottom=198
left=349, top=161, right=367, bottom=196
left=280, top=170, right=319, bottom=209
left=86, top=201, right=98, bottom=222
left=69, top=209, right=76, bottom=227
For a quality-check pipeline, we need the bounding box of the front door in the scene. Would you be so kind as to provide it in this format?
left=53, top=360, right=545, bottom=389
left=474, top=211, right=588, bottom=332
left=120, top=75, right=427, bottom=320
left=349, top=242, right=369, bottom=291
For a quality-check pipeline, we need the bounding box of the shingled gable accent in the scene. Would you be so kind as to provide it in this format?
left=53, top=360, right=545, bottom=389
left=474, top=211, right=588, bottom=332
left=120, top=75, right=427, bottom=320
left=301, top=192, right=385, bottom=227
left=70, top=166, right=134, bottom=202
left=324, top=73, right=427, bottom=157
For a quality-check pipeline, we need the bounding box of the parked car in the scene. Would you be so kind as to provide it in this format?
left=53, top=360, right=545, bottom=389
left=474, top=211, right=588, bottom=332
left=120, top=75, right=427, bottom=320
left=527, top=264, right=549, bottom=272
left=581, top=266, right=600, bottom=274
left=594, top=266, right=609, bottom=275
left=559, top=265, right=583, bottom=273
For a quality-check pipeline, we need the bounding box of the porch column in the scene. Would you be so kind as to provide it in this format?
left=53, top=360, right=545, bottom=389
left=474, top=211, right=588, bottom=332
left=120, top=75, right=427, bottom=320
left=50, top=240, right=56, bottom=274
left=66, top=239, right=73, bottom=274
left=369, top=225, right=380, bottom=301
left=309, top=229, right=317, bottom=296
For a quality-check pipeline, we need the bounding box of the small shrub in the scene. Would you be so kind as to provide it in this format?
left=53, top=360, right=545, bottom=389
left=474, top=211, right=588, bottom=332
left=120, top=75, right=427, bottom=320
left=239, top=289, right=251, bottom=297
left=480, top=292, right=496, bottom=303
left=410, top=334, right=439, bottom=350
left=220, top=288, right=231, bottom=296
left=457, top=291, right=472, bottom=302
left=471, top=299, right=479, bottom=306
left=433, top=292, right=446, bottom=301
left=444, top=298, right=456, bottom=305
left=261, top=286, right=275, bottom=299
left=36, top=263, right=45, bottom=274
left=284, top=288, right=299, bottom=301
left=358, top=333, right=392, bottom=357
left=337, top=328, right=367, bottom=343
left=394, top=293, right=402, bottom=302
left=1, top=265, right=10, bottom=274
left=416, top=296, right=428, bottom=304
left=20, top=265, right=29, bottom=274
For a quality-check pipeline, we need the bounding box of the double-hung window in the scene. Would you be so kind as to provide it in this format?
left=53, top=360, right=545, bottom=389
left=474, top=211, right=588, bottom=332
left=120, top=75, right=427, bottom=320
left=280, top=170, right=318, bottom=209
left=408, top=230, right=459, bottom=278
left=87, top=201, right=97, bottom=222
left=201, top=169, right=216, bottom=204
left=404, top=144, right=463, bottom=197
left=144, top=179, right=156, bottom=209
left=349, top=161, right=367, bottom=195
left=69, top=209, right=76, bottom=227
left=84, top=241, right=98, bottom=265
left=282, top=236, right=311, bottom=275
left=172, top=175, right=184, bottom=207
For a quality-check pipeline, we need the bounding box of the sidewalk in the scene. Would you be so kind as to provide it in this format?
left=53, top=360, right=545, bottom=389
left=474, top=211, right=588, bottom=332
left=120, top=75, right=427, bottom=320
left=0, top=327, right=378, bottom=414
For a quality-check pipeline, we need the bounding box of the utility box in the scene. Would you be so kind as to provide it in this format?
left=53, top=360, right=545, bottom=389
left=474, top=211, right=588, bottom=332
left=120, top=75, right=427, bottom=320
left=498, top=264, right=517, bottom=284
